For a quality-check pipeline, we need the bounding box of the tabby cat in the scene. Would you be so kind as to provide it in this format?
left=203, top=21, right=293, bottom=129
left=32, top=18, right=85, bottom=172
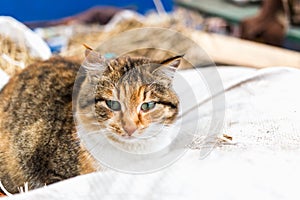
left=0, top=48, right=181, bottom=193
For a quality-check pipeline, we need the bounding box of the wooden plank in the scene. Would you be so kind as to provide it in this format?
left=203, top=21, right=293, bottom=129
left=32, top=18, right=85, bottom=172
left=175, top=0, right=259, bottom=23
left=288, top=27, right=300, bottom=41
left=190, top=31, right=300, bottom=68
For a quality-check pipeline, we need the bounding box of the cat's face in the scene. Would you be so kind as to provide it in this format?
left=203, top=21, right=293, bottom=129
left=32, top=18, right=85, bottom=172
left=76, top=49, right=181, bottom=145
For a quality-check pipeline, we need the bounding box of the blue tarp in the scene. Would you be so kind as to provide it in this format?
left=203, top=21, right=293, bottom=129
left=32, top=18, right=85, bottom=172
left=0, top=0, right=173, bottom=22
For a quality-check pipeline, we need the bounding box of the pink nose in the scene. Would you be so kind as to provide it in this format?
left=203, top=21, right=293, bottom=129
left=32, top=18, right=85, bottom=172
left=123, top=125, right=137, bottom=136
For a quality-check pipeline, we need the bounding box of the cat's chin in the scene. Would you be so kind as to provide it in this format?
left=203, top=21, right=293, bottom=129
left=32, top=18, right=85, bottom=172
left=104, top=124, right=180, bottom=154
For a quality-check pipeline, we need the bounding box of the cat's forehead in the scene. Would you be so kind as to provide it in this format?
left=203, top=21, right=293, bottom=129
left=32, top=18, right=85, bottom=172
left=92, top=54, right=180, bottom=99
left=102, top=56, right=156, bottom=84
left=107, top=56, right=153, bottom=72
left=116, top=70, right=152, bottom=99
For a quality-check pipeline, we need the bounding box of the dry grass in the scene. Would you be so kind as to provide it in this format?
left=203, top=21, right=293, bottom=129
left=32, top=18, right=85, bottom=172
left=0, top=35, right=41, bottom=76
left=60, top=9, right=204, bottom=65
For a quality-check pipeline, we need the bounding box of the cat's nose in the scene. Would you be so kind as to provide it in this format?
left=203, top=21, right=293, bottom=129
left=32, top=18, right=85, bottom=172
left=123, top=125, right=137, bottom=136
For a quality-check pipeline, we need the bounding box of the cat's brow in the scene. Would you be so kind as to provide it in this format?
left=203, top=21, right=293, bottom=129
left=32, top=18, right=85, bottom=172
left=157, top=101, right=177, bottom=109
left=142, top=82, right=163, bottom=102
left=137, top=86, right=147, bottom=102
left=95, top=96, right=106, bottom=102
left=143, top=82, right=157, bottom=93
left=102, top=78, right=117, bottom=89
left=147, top=82, right=157, bottom=88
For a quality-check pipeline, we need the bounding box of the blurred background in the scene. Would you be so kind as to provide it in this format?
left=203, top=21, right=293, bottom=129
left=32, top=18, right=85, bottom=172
left=1, top=0, right=299, bottom=49
left=0, top=0, right=299, bottom=77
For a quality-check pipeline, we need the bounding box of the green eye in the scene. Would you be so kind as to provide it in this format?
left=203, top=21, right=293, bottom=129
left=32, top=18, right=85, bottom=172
left=141, top=102, right=156, bottom=111
left=105, top=100, right=121, bottom=111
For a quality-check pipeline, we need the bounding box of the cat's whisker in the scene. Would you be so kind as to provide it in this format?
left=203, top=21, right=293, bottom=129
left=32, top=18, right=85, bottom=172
left=89, top=122, right=101, bottom=125
left=74, top=113, right=92, bottom=116
left=80, top=130, right=102, bottom=137
left=85, top=139, right=104, bottom=153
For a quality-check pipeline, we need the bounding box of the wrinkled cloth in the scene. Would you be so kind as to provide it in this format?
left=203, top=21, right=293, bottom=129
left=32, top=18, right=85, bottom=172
left=2, top=66, right=300, bottom=200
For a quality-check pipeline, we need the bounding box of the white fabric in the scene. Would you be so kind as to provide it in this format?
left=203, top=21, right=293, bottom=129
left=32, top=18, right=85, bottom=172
left=3, top=66, right=300, bottom=199
left=0, top=69, right=9, bottom=89
left=0, top=16, right=51, bottom=60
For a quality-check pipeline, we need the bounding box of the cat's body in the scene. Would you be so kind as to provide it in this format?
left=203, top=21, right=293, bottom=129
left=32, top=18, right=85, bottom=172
left=0, top=57, right=97, bottom=193
left=0, top=51, right=181, bottom=193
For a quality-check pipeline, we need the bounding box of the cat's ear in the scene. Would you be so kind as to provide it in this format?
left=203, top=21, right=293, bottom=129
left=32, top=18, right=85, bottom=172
left=151, top=55, right=183, bottom=80
left=82, top=44, right=106, bottom=72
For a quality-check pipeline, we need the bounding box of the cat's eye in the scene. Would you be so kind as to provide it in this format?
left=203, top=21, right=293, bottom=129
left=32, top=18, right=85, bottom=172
left=105, top=100, right=121, bottom=111
left=141, top=102, right=156, bottom=112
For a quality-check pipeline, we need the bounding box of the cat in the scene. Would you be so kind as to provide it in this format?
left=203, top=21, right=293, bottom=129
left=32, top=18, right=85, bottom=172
left=0, top=47, right=182, bottom=194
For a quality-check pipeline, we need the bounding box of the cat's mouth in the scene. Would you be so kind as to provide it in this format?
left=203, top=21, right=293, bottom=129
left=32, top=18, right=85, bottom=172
left=115, top=124, right=166, bottom=140
left=120, top=135, right=137, bottom=140
left=116, top=133, right=156, bottom=141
